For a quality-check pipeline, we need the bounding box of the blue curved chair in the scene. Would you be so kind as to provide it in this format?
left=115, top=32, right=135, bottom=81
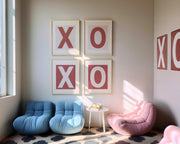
left=13, top=101, right=54, bottom=135
left=49, top=101, right=85, bottom=134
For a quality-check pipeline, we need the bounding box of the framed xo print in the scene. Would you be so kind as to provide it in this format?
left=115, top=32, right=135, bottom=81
left=51, top=20, right=80, bottom=56
left=171, top=29, right=180, bottom=71
left=84, top=20, right=112, bottom=56
left=52, top=59, right=80, bottom=94
left=157, top=34, right=167, bottom=70
left=84, top=60, right=112, bottom=95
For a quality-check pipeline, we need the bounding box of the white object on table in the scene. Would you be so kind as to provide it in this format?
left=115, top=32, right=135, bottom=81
left=86, top=107, right=109, bottom=133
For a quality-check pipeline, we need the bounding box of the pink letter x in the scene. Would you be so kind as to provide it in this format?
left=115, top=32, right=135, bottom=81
left=58, top=27, right=73, bottom=48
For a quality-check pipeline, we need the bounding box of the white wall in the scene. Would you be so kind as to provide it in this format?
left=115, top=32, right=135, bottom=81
left=22, top=0, right=154, bottom=126
left=154, top=0, right=180, bottom=129
left=0, top=0, right=21, bottom=141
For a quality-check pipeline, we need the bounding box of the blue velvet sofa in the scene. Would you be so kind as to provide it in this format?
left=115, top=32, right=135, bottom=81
left=13, top=101, right=54, bottom=135
left=49, top=101, right=85, bottom=134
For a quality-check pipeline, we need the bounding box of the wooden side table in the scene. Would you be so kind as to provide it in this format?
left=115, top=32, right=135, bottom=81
left=86, top=107, right=109, bottom=132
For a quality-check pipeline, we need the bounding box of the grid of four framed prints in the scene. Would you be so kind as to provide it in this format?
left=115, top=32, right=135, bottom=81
left=51, top=20, right=112, bottom=95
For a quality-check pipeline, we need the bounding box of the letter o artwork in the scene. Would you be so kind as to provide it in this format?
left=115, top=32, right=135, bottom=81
left=85, top=60, right=112, bottom=95
left=90, top=27, right=106, bottom=48
left=171, top=29, right=180, bottom=71
left=84, top=20, right=112, bottom=56
left=89, top=65, right=107, bottom=89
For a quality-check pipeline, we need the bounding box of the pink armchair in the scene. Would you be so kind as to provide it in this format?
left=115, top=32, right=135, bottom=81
left=159, top=125, right=180, bottom=144
left=107, top=101, right=156, bottom=136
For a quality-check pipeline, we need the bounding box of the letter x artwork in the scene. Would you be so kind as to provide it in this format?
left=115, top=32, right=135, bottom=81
left=51, top=20, right=80, bottom=56
left=157, top=34, right=167, bottom=70
left=52, top=60, right=80, bottom=94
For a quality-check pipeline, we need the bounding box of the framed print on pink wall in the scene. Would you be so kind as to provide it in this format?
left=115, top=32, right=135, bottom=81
left=157, top=34, right=167, bottom=70
left=171, top=29, right=180, bottom=71
left=51, top=20, right=80, bottom=56
left=84, top=20, right=112, bottom=56
left=84, top=60, right=112, bottom=95
left=52, top=59, right=80, bottom=94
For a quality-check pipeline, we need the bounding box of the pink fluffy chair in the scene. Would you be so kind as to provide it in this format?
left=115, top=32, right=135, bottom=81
left=159, top=125, right=180, bottom=144
left=107, top=101, right=156, bottom=136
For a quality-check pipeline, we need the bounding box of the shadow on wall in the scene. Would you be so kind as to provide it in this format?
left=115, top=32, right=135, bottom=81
left=154, top=102, right=177, bottom=131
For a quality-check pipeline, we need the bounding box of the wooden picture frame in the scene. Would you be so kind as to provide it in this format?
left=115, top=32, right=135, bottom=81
left=84, top=60, right=112, bottom=95
left=51, top=20, right=80, bottom=56
left=171, top=29, right=180, bottom=71
left=157, top=34, right=167, bottom=70
left=52, top=59, right=80, bottom=94
left=84, top=20, right=112, bottom=56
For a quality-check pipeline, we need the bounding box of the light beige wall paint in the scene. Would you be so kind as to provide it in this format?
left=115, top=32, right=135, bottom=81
left=0, top=0, right=21, bottom=141
left=154, top=0, right=180, bottom=129
left=22, top=0, right=154, bottom=126
left=0, top=96, right=21, bottom=140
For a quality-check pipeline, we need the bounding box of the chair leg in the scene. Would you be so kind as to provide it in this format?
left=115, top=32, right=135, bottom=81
left=88, top=111, right=92, bottom=129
